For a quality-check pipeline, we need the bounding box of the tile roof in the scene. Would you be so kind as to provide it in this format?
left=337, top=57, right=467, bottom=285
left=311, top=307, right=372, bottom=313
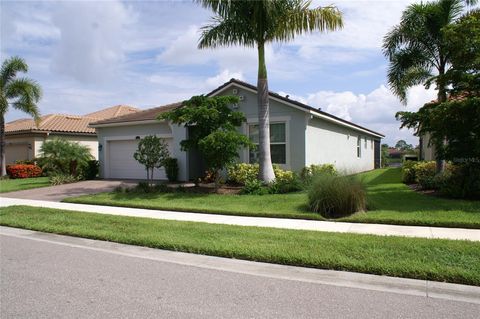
left=5, top=105, right=140, bottom=135
left=90, top=102, right=182, bottom=126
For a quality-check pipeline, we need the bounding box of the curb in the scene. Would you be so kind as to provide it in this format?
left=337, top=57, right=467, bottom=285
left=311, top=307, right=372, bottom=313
left=1, top=226, right=479, bottom=305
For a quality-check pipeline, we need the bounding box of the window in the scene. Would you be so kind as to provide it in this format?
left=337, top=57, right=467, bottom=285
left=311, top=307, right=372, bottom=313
left=357, top=136, right=361, bottom=158
left=365, top=137, right=367, bottom=149
left=249, top=123, right=286, bottom=164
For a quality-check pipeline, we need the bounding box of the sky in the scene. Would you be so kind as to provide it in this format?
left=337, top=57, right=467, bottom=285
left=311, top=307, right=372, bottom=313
left=1, top=0, right=447, bottom=146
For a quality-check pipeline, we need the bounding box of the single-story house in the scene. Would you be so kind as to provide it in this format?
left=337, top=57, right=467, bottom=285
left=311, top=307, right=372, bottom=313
left=91, top=79, right=385, bottom=181
left=4, top=105, right=139, bottom=164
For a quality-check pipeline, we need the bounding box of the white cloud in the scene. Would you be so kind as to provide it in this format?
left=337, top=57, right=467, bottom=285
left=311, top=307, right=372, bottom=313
left=282, top=84, right=437, bottom=145
left=50, top=0, right=135, bottom=83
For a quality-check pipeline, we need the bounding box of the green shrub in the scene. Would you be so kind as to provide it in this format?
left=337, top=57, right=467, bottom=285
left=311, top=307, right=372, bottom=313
left=241, top=179, right=268, bottom=195
left=308, top=174, right=366, bottom=218
left=438, top=164, right=480, bottom=199
left=268, top=175, right=302, bottom=194
left=164, top=158, right=179, bottom=182
left=227, top=163, right=259, bottom=185
left=300, top=164, right=337, bottom=185
left=401, top=160, right=417, bottom=184
left=414, top=161, right=438, bottom=189
left=49, top=174, right=79, bottom=186
left=81, top=160, right=99, bottom=180
left=39, top=138, right=93, bottom=177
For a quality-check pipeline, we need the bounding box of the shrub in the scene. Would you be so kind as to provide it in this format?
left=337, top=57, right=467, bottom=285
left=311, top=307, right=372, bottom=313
left=438, top=164, right=480, bottom=199
left=268, top=176, right=302, bottom=194
left=308, top=174, right=366, bottom=218
left=164, top=158, right=179, bottom=182
left=49, top=174, right=78, bottom=186
left=39, top=138, right=93, bottom=177
left=300, top=164, right=337, bottom=185
left=401, top=160, right=417, bottom=184
left=81, top=160, right=99, bottom=180
left=227, top=163, right=259, bottom=185
left=6, top=164, right=42, bottom=179
left=241, top=179, right=268, bottom=195
left=414, top=161, right=438, bottom=189
left=14, top=159, right=35, bottom=165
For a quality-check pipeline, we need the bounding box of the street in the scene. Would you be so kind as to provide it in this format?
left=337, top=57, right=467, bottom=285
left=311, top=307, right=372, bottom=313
left=1, top=232, right=479, bottom=318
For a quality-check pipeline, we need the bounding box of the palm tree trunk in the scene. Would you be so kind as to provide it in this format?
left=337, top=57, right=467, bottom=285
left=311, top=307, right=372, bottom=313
left=257, top=42, right=275, bottom=183
left=0, top=115, right=6, bottom=177
left=436, top=65, right=447, bottom=173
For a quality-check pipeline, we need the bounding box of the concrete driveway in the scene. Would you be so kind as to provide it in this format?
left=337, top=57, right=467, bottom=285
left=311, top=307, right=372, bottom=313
left=1, top=179, right=137, bottom=202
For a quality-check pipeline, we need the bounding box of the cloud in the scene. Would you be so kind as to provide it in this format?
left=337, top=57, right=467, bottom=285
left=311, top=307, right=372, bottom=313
left=281, top=84, right=437, bottom=145
left=50, top=0, right=135, bottom=83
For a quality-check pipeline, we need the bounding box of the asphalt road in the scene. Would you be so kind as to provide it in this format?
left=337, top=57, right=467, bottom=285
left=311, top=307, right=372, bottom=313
left=1, top=234, right=479, bottom=319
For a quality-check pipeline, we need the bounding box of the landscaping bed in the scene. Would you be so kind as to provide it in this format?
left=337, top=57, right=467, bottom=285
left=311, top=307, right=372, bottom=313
left=1, top=205, right=479, bottom=286
left=65, top=168, right=480, bottom=229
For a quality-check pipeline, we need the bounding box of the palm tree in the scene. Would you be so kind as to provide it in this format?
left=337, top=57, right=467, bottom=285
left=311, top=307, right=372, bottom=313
left=0, top=56, right=42, bottom=176
left=383, top=0, right=477, bottom=172
left=198, top=0, right=343, bottom=182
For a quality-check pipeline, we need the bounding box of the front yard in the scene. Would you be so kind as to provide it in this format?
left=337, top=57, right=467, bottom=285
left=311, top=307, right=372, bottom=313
left=65, top=168, right=480, bottom=228
left=1, top=205, right=479, bottom=286
left=0, top=177, right=50, bottom=193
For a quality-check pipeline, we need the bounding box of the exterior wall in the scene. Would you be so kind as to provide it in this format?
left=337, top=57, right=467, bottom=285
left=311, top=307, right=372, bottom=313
left=4, top=135, right=36, bottom=164
left=305, top=117, right=377, bottom=174
left=215, top=84, right=307, bottom=172
left=421, top=133, right=435, bottom=161
left=34, top=134, right=99, bottom=159
left=95, top=122, right=187, bottom=180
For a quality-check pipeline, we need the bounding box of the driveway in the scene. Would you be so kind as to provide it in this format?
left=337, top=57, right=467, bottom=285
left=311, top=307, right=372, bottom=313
left=0, top=179, right=137, bottom=202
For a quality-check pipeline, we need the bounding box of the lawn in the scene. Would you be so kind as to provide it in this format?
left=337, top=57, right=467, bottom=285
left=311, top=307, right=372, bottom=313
left=0, top=177, right=50, bottom=193
left=1, top=205, right=479, bottom=286
left=65, top=168, right=480, bottom=228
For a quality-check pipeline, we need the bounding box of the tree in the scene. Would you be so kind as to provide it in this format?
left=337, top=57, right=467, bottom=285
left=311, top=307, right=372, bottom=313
left=197, top=0, right=343, bottom=182
left=133, top=135, right=170, bottom=186
left=159, top=95, right=251, bottom=190
left=441, top=9, right=480, bottom=94
left=395, top=139, right=413, bottom=151
left=0, top=56, right=42, bottom=176
left=198, top=130, right=251, bottom=190
left=39, top=138, right=93, bottom=176
left=383, top=0, right=477, bottom=172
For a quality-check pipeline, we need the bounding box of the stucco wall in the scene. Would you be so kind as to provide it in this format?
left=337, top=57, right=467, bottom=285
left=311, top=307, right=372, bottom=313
left=4, top=136, right=35, bottom=163
left=95, top=122, right=187, bottom=179
left=215, top=84, right=307, bottom=172
left=305, top=117, right=377, bottom=174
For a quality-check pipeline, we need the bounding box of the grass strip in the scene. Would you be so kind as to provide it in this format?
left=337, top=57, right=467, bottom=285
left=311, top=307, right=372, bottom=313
left=1, top=205, right=479, bottom=286
left=0, top=177, right=50, bottom=193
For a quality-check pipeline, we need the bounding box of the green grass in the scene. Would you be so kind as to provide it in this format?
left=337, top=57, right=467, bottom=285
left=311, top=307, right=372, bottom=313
left=0, top=177, right=50, bottom=193
left=1, top=205, right=479, bottom=286
left=65, top=168, right=480, bottom=229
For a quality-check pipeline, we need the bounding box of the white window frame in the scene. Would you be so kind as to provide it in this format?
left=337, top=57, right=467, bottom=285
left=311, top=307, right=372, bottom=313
left=357, top=135, right=362, bottom=158
left=244, top=116, right=291, bottom=169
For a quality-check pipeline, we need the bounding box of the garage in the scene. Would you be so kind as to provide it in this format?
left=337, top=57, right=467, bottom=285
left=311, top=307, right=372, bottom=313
left=106, top=139, right=172, bottom=180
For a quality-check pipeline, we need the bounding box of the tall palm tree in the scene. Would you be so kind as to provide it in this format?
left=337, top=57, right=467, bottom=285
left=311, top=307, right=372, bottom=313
left=0, top=56, right=42, bottom=176
left=198, top=0, right=343, bottom=182
left=383, top=0, right=477, bottom=172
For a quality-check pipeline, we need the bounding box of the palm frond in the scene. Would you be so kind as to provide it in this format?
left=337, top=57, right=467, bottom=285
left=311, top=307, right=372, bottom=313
left=198, top=15, right=256, bottom=48
left=5, top=77, right=42, bottom=123
left=1, top=56, right=28, bottom=89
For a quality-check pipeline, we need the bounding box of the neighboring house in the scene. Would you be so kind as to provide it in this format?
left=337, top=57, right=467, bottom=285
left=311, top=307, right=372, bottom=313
left=4, top=105, right=139, bottom=164
left=91, top=79, right=385, bottom=181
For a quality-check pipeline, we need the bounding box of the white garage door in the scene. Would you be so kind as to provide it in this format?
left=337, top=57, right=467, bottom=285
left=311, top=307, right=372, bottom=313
left=107, top=139, right=172, bottom=180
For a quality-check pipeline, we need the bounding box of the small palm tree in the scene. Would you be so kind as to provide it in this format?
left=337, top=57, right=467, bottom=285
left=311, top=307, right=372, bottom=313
left=0, top=56, right=42, bottom=176
left=383, top=0, right=476, bottom=172
left=198, top=0, right=343, bottom=182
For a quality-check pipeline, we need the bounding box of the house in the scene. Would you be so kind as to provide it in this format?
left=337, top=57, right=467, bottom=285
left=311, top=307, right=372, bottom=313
left=4, top=105, right=139, bottom=164
left=91, top=79, right=385, bottom=181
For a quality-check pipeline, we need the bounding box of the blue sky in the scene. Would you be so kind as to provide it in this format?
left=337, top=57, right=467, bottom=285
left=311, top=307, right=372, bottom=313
left=2, top=0, right=444, bottom=145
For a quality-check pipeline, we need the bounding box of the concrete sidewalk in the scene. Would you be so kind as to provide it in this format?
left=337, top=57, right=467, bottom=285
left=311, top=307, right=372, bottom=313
left=1, top=197, right=480, bottom=241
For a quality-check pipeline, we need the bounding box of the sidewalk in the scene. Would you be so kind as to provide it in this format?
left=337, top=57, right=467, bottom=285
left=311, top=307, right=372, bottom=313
left=1, top=197, right=480, bottom=241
